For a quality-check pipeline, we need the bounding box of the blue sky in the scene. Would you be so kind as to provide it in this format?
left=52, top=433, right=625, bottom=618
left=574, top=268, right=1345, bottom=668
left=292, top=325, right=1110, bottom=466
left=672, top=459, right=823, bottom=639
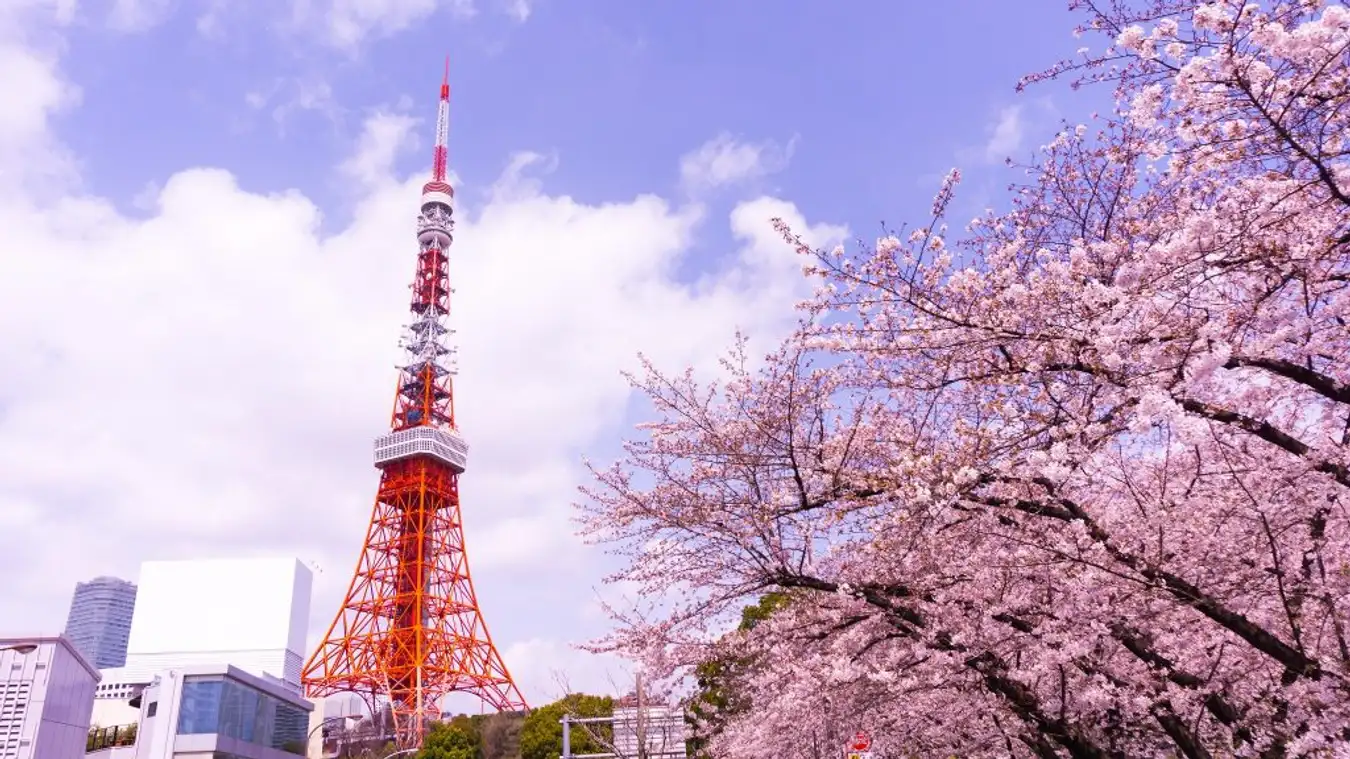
left=0, top=0, right=1111, bottom=710
left=60, top=1, right=1089, bottom=230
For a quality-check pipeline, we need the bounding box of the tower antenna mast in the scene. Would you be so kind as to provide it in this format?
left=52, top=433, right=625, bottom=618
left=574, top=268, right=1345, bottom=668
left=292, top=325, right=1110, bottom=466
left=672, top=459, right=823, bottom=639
left=433, top=56, right=450, bottom=183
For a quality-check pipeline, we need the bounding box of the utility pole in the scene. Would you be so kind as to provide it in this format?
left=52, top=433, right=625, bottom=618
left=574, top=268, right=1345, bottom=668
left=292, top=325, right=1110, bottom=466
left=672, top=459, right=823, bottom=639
left=635, top=671, right=647, bottom=759
left=559, top=670, right=685, bottom=759
left=558, top=713, right=615, bottom=759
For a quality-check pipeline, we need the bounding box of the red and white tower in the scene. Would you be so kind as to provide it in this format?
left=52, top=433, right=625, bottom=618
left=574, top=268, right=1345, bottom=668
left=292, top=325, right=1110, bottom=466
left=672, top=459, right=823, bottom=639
left=303, top=61, right=528, bottom=748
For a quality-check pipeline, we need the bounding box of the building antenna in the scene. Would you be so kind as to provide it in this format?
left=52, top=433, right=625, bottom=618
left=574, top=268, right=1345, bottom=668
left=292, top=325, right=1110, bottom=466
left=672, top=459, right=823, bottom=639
left=432, top=55, right=450, bottom=183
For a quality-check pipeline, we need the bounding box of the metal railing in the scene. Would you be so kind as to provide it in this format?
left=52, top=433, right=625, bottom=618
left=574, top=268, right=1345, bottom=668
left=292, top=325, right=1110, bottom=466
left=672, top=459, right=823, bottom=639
left=87, top=723, right=138, bottom=752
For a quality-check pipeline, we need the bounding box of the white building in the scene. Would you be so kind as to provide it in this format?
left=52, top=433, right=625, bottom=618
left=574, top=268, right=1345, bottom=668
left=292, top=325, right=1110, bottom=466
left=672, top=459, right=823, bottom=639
left=90, top=698, right=141, bottom=729
left=611, top=704, right=689, bottom=758
left=86, top=664, right=314, bottom=759
left=320, top=693, right=364, bottom=721
left=99, top=558, right=312, bottom=697
left=0, top=635, right=101, bottom=759
left=93, top=673, right=147, bottom=703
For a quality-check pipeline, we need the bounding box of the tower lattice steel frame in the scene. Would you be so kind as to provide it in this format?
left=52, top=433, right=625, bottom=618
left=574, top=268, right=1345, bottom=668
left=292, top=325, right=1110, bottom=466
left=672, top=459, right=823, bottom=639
left=302, top=61, right=528, bottom=748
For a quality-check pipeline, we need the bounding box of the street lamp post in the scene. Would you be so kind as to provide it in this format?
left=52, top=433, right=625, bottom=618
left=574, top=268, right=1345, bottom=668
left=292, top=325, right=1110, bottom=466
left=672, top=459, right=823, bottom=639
left=307, top=714, right=362, bottom=742
left=0, top=643, right=37, bottom=655
left=307, top=713, right=361, bottom=757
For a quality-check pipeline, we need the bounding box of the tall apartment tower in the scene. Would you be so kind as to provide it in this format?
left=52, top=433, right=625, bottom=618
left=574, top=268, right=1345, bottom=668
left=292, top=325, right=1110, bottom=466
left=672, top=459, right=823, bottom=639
left=63, top=576, right=137, bottom=669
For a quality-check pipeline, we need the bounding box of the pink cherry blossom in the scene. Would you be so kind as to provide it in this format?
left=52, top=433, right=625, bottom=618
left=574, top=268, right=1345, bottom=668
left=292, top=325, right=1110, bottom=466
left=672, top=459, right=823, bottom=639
left=580, top=1, right=1350, bottom=756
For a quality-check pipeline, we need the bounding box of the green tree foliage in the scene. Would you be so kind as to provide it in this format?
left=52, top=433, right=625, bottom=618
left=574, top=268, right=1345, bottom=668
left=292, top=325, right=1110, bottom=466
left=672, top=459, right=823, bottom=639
left=415, top=716, right=483, bottom=759
left=519, top=693, right=614, bottom=759
left=473, top=711, right=527, bottom=759
left=686, top=592, right=791, bottom=756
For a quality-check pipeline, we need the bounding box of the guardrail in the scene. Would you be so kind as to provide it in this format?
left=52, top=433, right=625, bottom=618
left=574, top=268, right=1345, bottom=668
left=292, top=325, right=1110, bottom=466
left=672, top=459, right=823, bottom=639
left=87, top=723, right=138, bottom=752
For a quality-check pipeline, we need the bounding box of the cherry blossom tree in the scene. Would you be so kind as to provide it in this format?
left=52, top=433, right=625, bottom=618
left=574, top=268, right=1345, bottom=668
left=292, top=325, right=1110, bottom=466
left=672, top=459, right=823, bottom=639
left=580, top=1, right=1350, bottom=756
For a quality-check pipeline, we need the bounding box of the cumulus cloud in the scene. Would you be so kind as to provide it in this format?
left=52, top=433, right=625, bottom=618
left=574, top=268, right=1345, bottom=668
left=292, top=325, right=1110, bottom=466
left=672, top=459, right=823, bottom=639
left=289, top=0, right=477, bottom=50
left=679, top=132, right=797, bottom=194
left=957, top=99, right=1060, bottom=167
left=244, top=77, right=345, bottom=134
left=108, top=0, right=174, bottom=32
left=0, top=2, right=844, bottom=705
left=435, top=637, right=633, bottom=714
left=0, top=5, right=79, bottom=196
left=338, top=110, right=421, bottom=185
left=499, top=0, right=531, bottom=22
left=194, top=0, right=229, bottom=37
left=0, top=42, right=69, bottom=154
left=983, top=104, right=1024, bottom=162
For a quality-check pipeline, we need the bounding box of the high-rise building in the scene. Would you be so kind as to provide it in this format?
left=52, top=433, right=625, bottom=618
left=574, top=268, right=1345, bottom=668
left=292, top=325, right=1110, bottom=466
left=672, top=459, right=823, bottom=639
left=107, top=558, right=312, bottom=692
left=0, top=635, right=101, bottom=759
left=64, top=576, right=138, bottom=669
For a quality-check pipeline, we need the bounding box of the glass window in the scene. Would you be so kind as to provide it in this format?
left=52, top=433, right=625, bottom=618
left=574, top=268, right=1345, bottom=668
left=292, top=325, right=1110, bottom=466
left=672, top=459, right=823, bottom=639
left=217, top=680, right=267, bottom=744
left=174, top=675, right=307, bottom=753
left=252, top=687, right=274, bottom=747
left=236, top=684, right=260, bottom=743
left=178, top=680, right=223, bottom=735
left=272, top=701, right=307, bottom=750
left=217, top=680, right=245, bottom=741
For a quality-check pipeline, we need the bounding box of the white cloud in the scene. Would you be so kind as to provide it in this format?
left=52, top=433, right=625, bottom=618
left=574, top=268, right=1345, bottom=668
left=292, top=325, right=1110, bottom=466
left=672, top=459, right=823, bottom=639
left=0, top=6, right=845, bottom=706
left=245, top=77, right=345, bottom=134
left=983, top=104, right=1024, bottom=162
left=437, top=638, right=630, bottom=711
left=679, top=132, right=797, bottom=194
left=0, top=20, right=78, bottom=198
left=288, top=0, right=477, bottom=50
left=953, top=100, right=1062, bottom=172
left=338, top=110, right=420, bottom=185
left=1, top=0, right=77, bottom=29
left=0, top=42, right=69, bottom=154
left=500, top=0, right=531, bottom=22
left=487, top=149, right=560, bottom=202
left=195, top=0, right=228, bottom=37
left=108, top=0, right=174, bottom=32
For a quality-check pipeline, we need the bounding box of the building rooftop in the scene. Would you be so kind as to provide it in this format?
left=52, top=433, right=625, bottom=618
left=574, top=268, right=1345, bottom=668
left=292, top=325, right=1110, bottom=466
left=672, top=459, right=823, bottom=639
left=0, top=634, right=102, bottom=682
left=162, top=663, right=314, bottom=709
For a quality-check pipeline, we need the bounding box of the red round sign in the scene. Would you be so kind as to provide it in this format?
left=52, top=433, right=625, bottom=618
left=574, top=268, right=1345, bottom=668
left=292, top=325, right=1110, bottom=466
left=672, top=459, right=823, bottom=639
left=851, top=731, right=872, bottom=751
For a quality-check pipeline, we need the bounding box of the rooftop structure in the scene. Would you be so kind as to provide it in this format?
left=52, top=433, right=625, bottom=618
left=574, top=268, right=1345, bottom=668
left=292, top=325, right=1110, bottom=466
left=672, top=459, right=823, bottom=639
left=120, top=557, right=312, bottom=690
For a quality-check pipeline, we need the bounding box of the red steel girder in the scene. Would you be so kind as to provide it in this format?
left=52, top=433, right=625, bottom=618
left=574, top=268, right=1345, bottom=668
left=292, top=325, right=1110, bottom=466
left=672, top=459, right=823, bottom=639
left=302, top=458, right=527, bottom=748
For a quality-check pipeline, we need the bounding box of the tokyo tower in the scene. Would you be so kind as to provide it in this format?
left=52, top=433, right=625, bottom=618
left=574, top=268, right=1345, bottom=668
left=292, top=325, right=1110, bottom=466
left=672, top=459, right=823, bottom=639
left=303, top=62, right=528, bottom=748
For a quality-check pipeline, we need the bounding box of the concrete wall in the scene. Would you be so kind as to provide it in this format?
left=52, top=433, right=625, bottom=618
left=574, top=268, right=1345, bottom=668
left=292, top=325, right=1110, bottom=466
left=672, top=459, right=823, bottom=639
left=87, top=745, right=137, bottom=759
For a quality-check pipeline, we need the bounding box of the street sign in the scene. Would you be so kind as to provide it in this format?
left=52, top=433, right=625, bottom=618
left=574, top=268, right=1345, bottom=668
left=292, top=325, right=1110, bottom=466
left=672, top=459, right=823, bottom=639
left=847, top=753, right=872, bottom=759
left=851, top=731, right=872, bottom=751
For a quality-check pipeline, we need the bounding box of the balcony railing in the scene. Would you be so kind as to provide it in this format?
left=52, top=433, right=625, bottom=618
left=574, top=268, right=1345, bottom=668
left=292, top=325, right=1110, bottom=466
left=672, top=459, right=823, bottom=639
left=87, top=723, right=138, bottom=752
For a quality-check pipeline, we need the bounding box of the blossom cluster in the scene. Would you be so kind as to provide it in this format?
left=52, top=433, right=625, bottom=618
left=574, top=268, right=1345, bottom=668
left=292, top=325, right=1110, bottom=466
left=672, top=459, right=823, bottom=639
left=579, top=1, right=1350, bottom=756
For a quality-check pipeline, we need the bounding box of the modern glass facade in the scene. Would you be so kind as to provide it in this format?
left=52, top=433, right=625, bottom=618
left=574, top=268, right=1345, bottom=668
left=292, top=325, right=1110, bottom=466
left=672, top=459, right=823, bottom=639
left=63, top=576, right=137, bottom=669
left=177, top=676, right=307, bottom=752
